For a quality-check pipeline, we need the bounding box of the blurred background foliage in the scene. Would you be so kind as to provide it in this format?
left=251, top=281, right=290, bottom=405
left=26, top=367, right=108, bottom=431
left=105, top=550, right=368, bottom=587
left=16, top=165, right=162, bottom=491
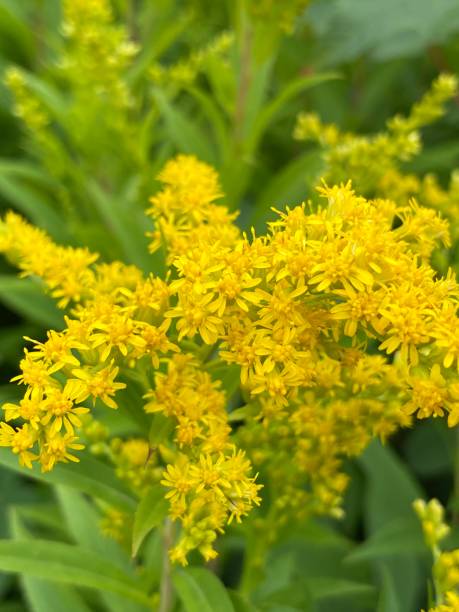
left=1, top=1, right=459, bottom=611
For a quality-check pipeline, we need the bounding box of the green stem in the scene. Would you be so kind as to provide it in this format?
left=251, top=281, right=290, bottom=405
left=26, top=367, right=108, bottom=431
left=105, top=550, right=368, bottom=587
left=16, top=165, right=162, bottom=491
left=159, top=518, right=174, bottom=612
left=454, top=425, right=459, bottom=526
left=432, top=544, right=443, bottom=606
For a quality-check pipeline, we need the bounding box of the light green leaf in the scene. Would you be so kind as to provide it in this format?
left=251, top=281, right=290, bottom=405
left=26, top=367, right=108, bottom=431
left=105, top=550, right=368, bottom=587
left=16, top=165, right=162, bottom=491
left=132, top=484, right=169, bottom=557
left=173, top=567, right=235, bottom=612
left=0, top=449, right=136, bottom=512
left=0, top=276, right=64, bottom=328
left=0, top=539, right=150, bottom=606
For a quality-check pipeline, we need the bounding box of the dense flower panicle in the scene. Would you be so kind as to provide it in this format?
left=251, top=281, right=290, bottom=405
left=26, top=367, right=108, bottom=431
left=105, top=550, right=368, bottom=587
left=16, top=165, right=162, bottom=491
left=2, top=153, right=459, bottom=564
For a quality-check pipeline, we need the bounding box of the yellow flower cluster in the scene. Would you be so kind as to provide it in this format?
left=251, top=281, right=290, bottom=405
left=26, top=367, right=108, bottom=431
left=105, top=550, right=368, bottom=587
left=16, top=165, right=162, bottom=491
left=415, top=499, right=459, bottom=612
left=6, top=0, right=140, bottom=187
left=2, top=153, right=459, bottom=564
left=150, top=32, right=233, bottom=89
left=62, top=0, right=138, bottom=111
left=294, top=74, right=458, bottom=194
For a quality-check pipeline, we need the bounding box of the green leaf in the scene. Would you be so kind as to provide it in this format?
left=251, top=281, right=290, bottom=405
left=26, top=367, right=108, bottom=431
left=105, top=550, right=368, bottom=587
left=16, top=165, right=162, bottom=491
left=0, top=539, right=150, bottom=607
left=252, top=150, right=325, bottom=230
left=403, top=421, right=452, bottom=478
left=9, top=510, right=93, bottom=612
left=173, top=567, right=235, bottom=612
left=358, top=441, right=424, bottom=611
left=184, top=86, right=230, bottom=161
left=0, top=275, right=64, bottom=328
left=305, top=577, right=375, bottom=601
left=55, top=485, right=131, bottom=570
left=377, top=568, right=402, bottom=612
left=0, top=3, right=35, bottom=65
left=148, top=414, right=174, bottom=452
left=246, top=72, right=339, bottom=153
left=0, top=449, right=136, bottom=512
left=0, top=172, right=65, bottom=239
left=359, top=440, right=423, bottom=531
left=228, top=590, right=259, bottom=612
left=346, top=517, right=425, bottom=563
left=153, top=88, right=216, bottom=163
left=132, top=484, right=169, bottom=557
left=85, top=180, right=152, bottom=272
left=308, top=0, right=459, bottom=63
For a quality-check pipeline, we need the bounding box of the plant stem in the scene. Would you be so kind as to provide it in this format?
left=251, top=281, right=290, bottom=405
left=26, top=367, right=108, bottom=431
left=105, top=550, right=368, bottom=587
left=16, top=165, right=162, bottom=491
left=234, top=16, right=252, bottom=146
left=453, top=425, right=459, bottom=525
left=159, top=518, right=174, bottom=612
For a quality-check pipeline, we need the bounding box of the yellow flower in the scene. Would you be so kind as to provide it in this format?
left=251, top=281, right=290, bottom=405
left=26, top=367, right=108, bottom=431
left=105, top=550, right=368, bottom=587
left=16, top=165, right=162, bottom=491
left=71, top=362, right=126, bottom=408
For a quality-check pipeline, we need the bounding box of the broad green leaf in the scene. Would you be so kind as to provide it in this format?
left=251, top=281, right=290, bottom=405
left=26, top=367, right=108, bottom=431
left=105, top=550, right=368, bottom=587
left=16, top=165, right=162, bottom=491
left=173, top=567, right=235, bottom=612
left=0, top=539, right=150, bottom=607
left=132, top=484, right=169, bottom=557
left=153, top=89, right=216, bottom=163
left=377, top=568, right=402, bottom=612
left=9, top=510, right=92, bottom=612
left=358, top=441, right=424, bottom=611
left=0, top=449, right=136, bottom=512
left=359, top=440, right=423, bottom=532
left=346, top=517, right=424, bottom=563
left=403, top=421, right=452, bottom=478
left=308, top=0, right=459, bottom=63
left=0, top=275, right=64, bottom=328
left=55, top=485, right=131, bottom=570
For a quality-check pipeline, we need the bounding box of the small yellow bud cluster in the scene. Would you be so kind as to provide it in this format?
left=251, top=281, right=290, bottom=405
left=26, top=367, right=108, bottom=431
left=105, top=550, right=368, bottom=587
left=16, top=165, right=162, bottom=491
left=294, top=74, right=458, bottom=195
left=415, top=499, right=459, bottom=612
left=150, top=32, right=234, bottom=89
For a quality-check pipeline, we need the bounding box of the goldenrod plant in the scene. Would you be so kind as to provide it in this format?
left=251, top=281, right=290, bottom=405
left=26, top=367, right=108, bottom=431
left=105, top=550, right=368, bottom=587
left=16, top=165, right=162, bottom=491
left=1, top=1, right=459, bottom=611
